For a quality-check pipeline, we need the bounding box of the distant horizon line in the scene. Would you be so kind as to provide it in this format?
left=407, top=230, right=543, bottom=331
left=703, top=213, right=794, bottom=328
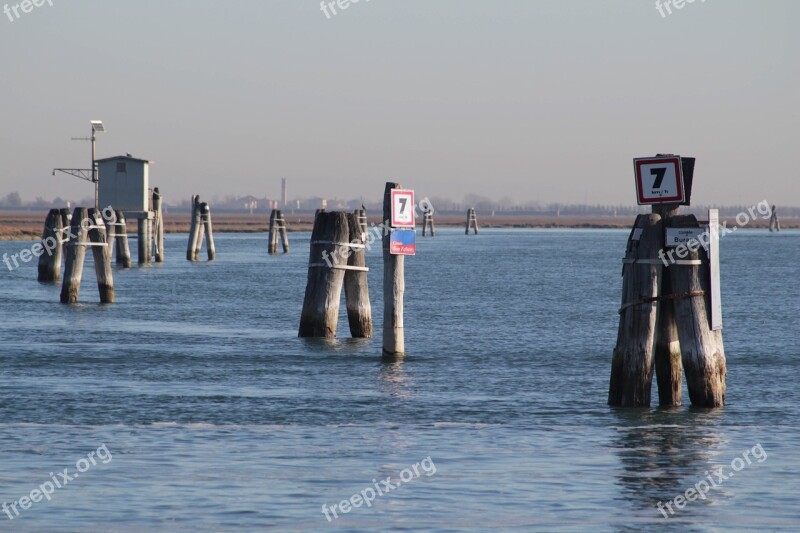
left=1, top=199, right=799, bottom=214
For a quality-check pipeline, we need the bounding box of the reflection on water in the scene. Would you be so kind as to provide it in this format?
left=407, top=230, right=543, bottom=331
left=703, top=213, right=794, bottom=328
left=611, top=408, right=728, bottom=519
left=378, top=359, right=416, bottom=400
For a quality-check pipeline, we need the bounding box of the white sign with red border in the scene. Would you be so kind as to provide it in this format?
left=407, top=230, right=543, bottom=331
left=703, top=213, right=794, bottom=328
left=633, top=156, right=685, bottom=205
left=390, top=189, right=415, bottom=228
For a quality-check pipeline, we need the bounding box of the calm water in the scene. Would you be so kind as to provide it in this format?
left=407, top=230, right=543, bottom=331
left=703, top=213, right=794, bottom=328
left=0, top=227, right=798, bottom=532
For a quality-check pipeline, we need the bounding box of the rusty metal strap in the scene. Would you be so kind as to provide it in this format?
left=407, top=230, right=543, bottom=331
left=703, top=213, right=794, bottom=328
left=618, top=290, right=705, bottom=315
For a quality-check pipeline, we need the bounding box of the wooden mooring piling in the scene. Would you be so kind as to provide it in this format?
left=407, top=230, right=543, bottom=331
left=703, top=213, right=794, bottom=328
left=609, top=156, right=726, bottom=408
left=152, top=188, right=165, bottom=262
left=137, top=215, right=151, bottom=265
left=202, top=203, right=216, bottom=261
left=345, top=211, right=372, bottom=338
left=422, top=209, right=435, bottom=237
left=465, top=207, right=478, bottom=235
left=59, top=208, right=71, bottom=254
left=298, top=210, right=372, bottom=338
left=268, top=209, right=289, bottom=254
left=297, top=183, right=411, bottom=352
left=37, top=209, right=64, bottom=282
left=113, top=210, right=132, bottom=268
left=769, top=205, right=780, bottom=232
left=60, top=208, right=115, bottom=304
left=105, top=208, right=117, bottom=267
left=355, top=208, right=367, bottom=236
left=187, top=196, right=216, bottom=261
left=608, top=213, right=663, bottom=407
left=668, top=213, right=726, bottom=407
left=382, top=182, right=405, bottom=357
left=187, top=195, right=200, bottom=260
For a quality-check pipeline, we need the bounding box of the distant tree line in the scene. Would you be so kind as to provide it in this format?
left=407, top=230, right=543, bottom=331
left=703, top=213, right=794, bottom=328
left=0, top=192, right=84, bottom=209
left=1, top=190, right=799, bottom=217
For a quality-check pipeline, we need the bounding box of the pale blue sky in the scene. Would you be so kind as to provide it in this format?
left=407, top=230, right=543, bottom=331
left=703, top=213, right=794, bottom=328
left=1, top=0, right=797, bottom=206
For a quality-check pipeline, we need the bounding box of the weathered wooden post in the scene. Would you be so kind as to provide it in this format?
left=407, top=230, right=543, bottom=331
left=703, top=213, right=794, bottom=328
left=383, top=182, right=405, bottom=357
left=355, top=208, right=368, bottom=235
left=465, top=207, right=478, bottom=235
left=769, top=205, right=780, bottom=232
left=278, top=210, right=289, bottom=253
left=114, top=210, right=132, bottom=268
left=60, top=208, right=89, bottom=304
left=655, top=270, right=683, bottom=407
left=187, top=195, right=200, bottom=261
left=87, top=208, right=114, bottom=303
left=268, top=209, right=279, bottom=254
left=654, top=157, right=725, bottom=407
left=137, top=216, right=151, bottom=264
left=653, top=204, right=682, bottom=407
left=268, top=209, right=290, bottom=254
left=298, top=211, right=350, bottom=337
left=345, top=212, right=372, bottom=337
left=104, top=208, right=117, bottom=264
left=201, top=202, right=216, bottom=261
left=37, top=209, right=63, bottom=282
left=422, top=209, right=435, bottom=237
left=153, top=188, right=165, bottom=262
left=608, top=214, right=663, bottom=407
left=669, top=214, right=726, bottom=407
left=194, top=204, right=205, bottom=261
left=59, top=208, right=72, bottom=254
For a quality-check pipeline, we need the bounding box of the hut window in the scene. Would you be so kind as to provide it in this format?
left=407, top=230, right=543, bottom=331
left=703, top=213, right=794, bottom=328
left=116, top=162, right=127, bottom=173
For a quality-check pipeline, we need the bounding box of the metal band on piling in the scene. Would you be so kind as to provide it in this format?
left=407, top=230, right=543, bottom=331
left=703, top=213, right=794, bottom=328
left=310, top=241, right=366, bottom=249
left=618, top=290, right=706, bottom=315
left=622, top=258, right=703, bottom=265
left=308, top=263, right=369, bottom=272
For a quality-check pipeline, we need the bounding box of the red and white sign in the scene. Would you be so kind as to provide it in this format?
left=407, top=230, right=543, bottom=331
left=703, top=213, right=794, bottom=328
left=390, top=189, right=415, bottom=228
left=634, top=156, right=685, bottom=205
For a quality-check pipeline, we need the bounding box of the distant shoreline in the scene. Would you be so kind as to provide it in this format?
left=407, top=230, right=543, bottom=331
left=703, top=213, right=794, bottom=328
left=0, top=211, right=796, bottom=241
